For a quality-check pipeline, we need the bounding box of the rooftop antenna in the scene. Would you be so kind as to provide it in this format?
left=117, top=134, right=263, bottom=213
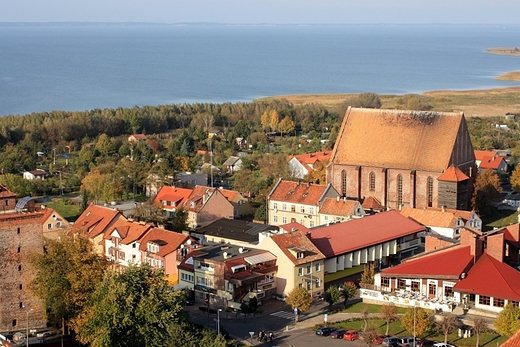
left=209, top=138, right=214, bottom=188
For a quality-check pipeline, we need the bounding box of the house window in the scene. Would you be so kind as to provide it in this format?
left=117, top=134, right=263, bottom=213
left=18, top=265, right=22, bottom=271
left=118, top=251, right=125, bottom=260
left=315, top=279, right=321, bottom=288
left=428, top=283, right=436, bottom=296
left=299, top=219, right=304, bottom=225
left=309, top=221, right=315, bottom=227
left=17, top=227, right=20, bottom=234
left=411, top=281, right=420, bottom=292
left=511, top=301, right=520, bottom=307
left=397, top=279, right=406, bottom=290
left=56, top=222, right=61, bottom=227
left=315, top=263, right=321, bottom=272
left=299, top=283, right=303, bottom=288
left=479, top=295, right=491, bottom=306
left=324, top=215, right=328, bottom=221
left=234, top=209, right=238, bottom=216
left=493, top=298, right=505, bottom=307
left=369, top=172, right=376, bottom=191
left=397, top=174, right=403, bottom=207
left=444, top=285, right=453, bottom=297
left=291, top=205, right=296, bottom=212
left=341, top=170, right=347, bottom=196
left=282, top=217, right=287, bottom=224
left=306, top=281, right=312, bottom=290
left=306, top=265, right=311, bottom=274
left=298, top=268, right=304, bottom=276
left=309, top=207, right=314, bottom=214
left=273, top=216, right=278, bottom=223
left=300, top=206, right=305, bottom=213
left=47, top=223, right=53, bottom=229
left=427, top=176, right=434, bottom=207
left=282, top=204, right=287, bottom=211
left=297, top=252, right=304, bottom=259
left=273, top=203, right=278, bottom=210
left=381, top=277, right=390, bottom=287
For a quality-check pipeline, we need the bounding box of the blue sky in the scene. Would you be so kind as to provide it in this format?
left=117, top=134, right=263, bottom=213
left=1, top=0, right=519, bottom=24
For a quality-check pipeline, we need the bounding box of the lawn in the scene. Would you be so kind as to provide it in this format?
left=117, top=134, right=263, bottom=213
left=46, top=197, right=81, bottom=222
left=481, top=208, right=518, bottom=231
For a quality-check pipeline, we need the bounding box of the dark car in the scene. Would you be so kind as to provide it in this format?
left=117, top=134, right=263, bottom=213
left=330, top=329, right=346, bottom=339
left=383, top=337, right=401, bottom=347
left=397, top=337, right=418, bottom=347
left=417, top=340, right=435, bottom=347
left=316, top=327, right=336, bottom=337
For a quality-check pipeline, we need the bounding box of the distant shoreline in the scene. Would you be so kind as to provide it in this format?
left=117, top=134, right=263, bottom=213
left=486, top=48, right=520, bottom=82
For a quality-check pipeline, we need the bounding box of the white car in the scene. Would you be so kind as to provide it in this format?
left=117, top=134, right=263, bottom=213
left=432, top=343, right=456, bottom=347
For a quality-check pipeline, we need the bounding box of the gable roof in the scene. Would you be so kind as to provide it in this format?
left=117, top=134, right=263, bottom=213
left=154, top=186, right=192, bottom=210
left=453, top=251, right=520, bottom=301
left=500, top=328, right=520, bottom=347
left=400, top=207, right=463, bottom=229
left=183, top=186, right=222, bottom=213
left=269, top=228, right=325, bottom=265
left=105, top=219, right=151, bottom=244
left=319, top=197, right=361, bottom=216
left=217, top=188, right=240, bottom=201
left=139, top=227, right=188, bottom=257
left=289, top=152, right=331, bottom=165
left=309, top=210, right=425, bottom=258
left=437, top=164, right=470, bottom=182
left=0, top=184, right=17, bottom=198
left=362, top=196, right=384, bottom=210
left=381, top=245, right=473, bottom=279
left=73, top=204, right=123, bottom=238
left=195, top=218, right=276, bottom=243
left=222, top=156, right=241, bottom=166
left=474, top=150, right=498, bottom=161
left=268, top=179, right=334, bottom=205
left=479, top=155, right=506, bottom=170
left=330, top=107, right=474, bottom=172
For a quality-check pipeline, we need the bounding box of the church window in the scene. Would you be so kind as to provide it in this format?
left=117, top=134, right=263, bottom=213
left=341, top=170, right=347, bottom=196
left=369, top=172, right=376, bottom=191
left=427, top=176, right=433, bottom=207
left=397, top=174, right=403, bottom=207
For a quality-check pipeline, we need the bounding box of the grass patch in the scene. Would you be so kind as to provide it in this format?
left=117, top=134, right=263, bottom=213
left=481, top=208, right=518, bottom=231
left=46, top=198, right=81, bottom=222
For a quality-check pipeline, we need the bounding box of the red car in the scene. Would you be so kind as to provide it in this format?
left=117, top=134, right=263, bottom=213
left=373, top=334, right=387, bottom=345
left=343, top=330, right=360, bottom=341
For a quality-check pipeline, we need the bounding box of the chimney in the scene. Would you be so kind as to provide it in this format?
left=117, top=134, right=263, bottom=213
left=336, top=196, right=340, bottom=202
left=460, top=228, right=484, bottom=260
left=441, top=206, right=446, bottom=213
left=343, top=197, right=347, bottom=203
left=487, top=233, right=505, bottom=262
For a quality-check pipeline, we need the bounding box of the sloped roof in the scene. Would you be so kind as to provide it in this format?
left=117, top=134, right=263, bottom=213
left=381, top=245, right=473, bottom=279
left=217, top=188, right=239, bottom=202
left=178, top=249, right=206, bottom=271
left=195, top=218, right=276, bottom=243
left=269, top=180, right=331, bottom=205
left=223, top=156, right=241, bottom=166
left=319, top=197, right=360, bottom=216
left=73, top=204, right=123, bottom=237
left=437, top=165, right=470, bottom=182
left=330, top=107, right=471, bottom=172
left=453, top=251, right=520, bottom=301
left=500, top=328, right=520, bottom=347
left=400, top=207, right=462, bottom=228
left=154, top=186, right=192, bottom=210
left=474, top=150, right=498, bottom=161
left=0, top=184, right=17, bottom=198
left=182, top=186, right=216, bottom=213
left=309, top=210, right=425, bottom=258
left=270, top=228, right=325, bottom=265
left=105, top=218, right=151, bottom=244
left=289, top=152, right=331, bottom=165
left=362, top=196, right=384, bottom=210
left=479, top=155, right=506, bottom=170
left=139, top=227, right=188, bottom=257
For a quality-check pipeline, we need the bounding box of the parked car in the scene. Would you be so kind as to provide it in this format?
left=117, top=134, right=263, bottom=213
left=372, top=334, right=388, bottom=345
left=316, top=327, right=336, bottom=337
left=343, top=330, right=360, bottom=341
left=417, top=340, right=436, bottom=347
left=432, top=343, right=455, bottom=347
left=330, top=329, right=346, bottom=339
left=397, top=336, right=419, bottom=347
left=383, top=337, right=401, bottom=347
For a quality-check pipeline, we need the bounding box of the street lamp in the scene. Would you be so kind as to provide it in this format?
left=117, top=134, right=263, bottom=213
left=23, top=306, right=33, bottom=347
left=217, top=308, right=222, bottom=335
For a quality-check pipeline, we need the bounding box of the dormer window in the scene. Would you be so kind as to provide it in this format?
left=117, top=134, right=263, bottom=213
left=297, top=252, right=304, bottom=259
left=147, top=243, right=159, bottom=253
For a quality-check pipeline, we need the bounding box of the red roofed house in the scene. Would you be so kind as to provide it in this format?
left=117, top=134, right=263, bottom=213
left=153, top=186, right=193, bottom=217
left=267, top=179, right=340, bottom=228
left=217, top=188, right=254, bottom=218
left=288, top=151, right=331, bottom=179
left=360, top=224, right=520, bottom=315
left=0, top=186, right=70, bottom=332
left=22, top=169, right=47, bottom=181
left=177, top=244, right=277, bottom=309
left=256, top=226, right=325, bottom=297
left=318, top=196, right=366, bottom=224
left=400, top=206, right=482, bottom=239
left=475, top=149, right=509, bottom=173
left=183, top=186, right=234, bottom=229
left=73, top=204, right=126, bottom=254
left=103, top=218, right=152, bottom=268
left=139, top=227, right=195, bottom=284
left=327, top=107, right=476, bottom=211
left=128, top=134, right=147, bottom=143
left=308, top=210, right=425, bottom=287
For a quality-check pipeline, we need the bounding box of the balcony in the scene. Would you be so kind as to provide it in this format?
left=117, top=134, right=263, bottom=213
left=398, top=238, right=421, bottom=251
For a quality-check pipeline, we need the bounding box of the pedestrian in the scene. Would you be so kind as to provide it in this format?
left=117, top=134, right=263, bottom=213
left=269, top=332, right=273, bottom=342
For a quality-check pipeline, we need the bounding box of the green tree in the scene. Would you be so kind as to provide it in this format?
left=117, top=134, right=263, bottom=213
left=341, top=282, right=358, bottom=308
left=510, top=165, right=520, bottom=193
left=356, top=92, right=382, bottom=109
left=324, top=285, right=341, bottom=306
left=361, top=263, right=375, bottom=285
left=400, top=307, right=433, bottom=336
left=471, top=169, right=502, bottom=215
left=0, top=173, right=35, bottom=197
left=278, top=116, right=296, bottom=136
left=29, top=231, right=108, bottom=333
left=380, top=303, right=398, bottom=335
left=285, top=287, right=312, bottom=322
left=95, top=133, right=115, bottom=156
left=170, top=208, right=189, bottom=232
left=435, top=313, right=458, bottom=343
left=72, top=264, right=188, bottom=347
left=494, top=303, right=520, bottom=336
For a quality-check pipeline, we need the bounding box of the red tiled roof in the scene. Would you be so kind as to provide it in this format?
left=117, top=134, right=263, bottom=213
left=178, top=249, right=206, bottom=271
left=381, top=245, right=473, bottom=279
left=501, top=328, right=520, bottom=347
left=474, top=150, right=498, bottom=161
left=479, top=155, right=505, bottom=170
left=362, top=196, right=384, bottom=210
left=73, top=204, right=123, bottom=238
left=104, top=219, right=151, bottom=244
left=437, top=165, right=470, bottom=182
left=400, top=207, right=461, bottom=228
left=0, top=184, right=17, bottom=198
left=319, top=197, right=360, bottom=216
left=183, top=186, right=217, bottom=212
left=289, top=152, right=331, bottom=165
left=154, top=186, right=192, bottom=210
left=453, top=251, right=520, bottom=301
left=270, top=228, right=325, bottom=265
left=217, top=188, right=238, bottom=201
left=139, top=227, right=188, bottom=257
left=309, top=210, right=425, bottom=258
left=330, top=108, right=474, bottom=172
left=269, top=180, right=330, bottom=206
left=129, top=134, right=147, bottom=140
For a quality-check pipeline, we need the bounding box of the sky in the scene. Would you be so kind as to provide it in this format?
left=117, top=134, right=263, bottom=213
left=1, top=0, right=519, bottom=24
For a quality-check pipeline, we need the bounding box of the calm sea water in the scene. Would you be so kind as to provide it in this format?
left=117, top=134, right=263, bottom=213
left=1, top=23, right=520, bottom=117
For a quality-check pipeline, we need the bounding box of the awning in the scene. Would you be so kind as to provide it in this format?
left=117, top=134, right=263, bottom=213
left=244, top=252, right=276, bottom=265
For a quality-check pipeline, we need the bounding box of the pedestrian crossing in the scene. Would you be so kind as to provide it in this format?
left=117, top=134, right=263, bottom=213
left=270, top=310, right=306, bottom=320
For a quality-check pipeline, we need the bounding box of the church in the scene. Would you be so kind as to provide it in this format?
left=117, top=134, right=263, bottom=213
left=326, top=107, right=476, bottom=211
